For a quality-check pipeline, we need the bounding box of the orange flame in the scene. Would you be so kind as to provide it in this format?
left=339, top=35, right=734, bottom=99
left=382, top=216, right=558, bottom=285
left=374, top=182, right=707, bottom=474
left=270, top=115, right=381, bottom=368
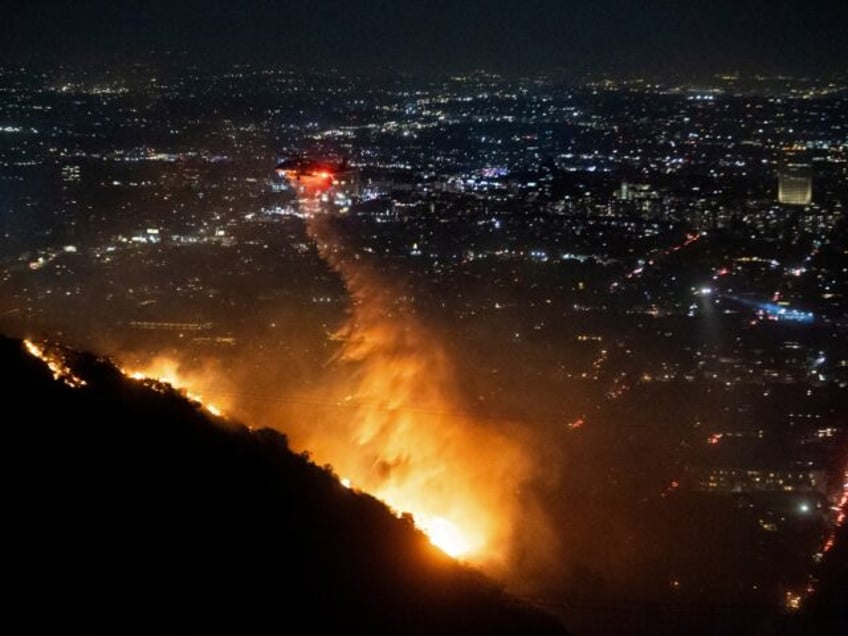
left=23, top=339, right=87, bottom=388
left=119, top=356, right=229, bottom=418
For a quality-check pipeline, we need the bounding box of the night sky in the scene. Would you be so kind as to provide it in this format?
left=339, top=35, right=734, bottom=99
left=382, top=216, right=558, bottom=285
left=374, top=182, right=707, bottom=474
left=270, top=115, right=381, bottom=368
left=2, top=1, right=847, bottom=74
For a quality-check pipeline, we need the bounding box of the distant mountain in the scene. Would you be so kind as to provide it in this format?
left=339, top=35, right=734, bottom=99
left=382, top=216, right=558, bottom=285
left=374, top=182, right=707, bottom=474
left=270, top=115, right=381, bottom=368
left=2, top=335, right=566, bottom=635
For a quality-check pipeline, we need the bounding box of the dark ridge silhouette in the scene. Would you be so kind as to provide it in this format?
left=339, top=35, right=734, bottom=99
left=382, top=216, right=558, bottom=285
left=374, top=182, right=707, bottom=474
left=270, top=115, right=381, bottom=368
left=2, top=335, right=566, bottom=635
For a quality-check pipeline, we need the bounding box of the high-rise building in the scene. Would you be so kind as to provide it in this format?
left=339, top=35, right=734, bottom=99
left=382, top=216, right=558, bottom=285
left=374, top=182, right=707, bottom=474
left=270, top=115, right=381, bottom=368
left=778, top=163, right=812, bottom=206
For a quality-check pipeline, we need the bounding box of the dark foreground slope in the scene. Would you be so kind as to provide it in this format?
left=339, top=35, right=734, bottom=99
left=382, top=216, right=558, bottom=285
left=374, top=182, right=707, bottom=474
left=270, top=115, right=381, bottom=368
left=3, top=336, right=565, bottom=635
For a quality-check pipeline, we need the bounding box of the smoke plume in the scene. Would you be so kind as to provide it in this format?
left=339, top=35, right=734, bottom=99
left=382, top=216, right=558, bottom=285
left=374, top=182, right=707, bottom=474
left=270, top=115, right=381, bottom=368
left=282, top=208, right=555, bottom=576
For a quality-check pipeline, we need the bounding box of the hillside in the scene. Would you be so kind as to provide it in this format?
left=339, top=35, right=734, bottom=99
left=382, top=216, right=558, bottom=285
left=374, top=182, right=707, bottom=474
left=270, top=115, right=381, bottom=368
left=3, top=335, right=566, bottom=634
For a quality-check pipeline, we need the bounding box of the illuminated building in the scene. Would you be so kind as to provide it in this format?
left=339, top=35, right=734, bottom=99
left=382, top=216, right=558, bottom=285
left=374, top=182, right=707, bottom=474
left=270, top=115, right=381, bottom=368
left=692, top=467, right=826, bottom=495
left=128, top=321, right=214, bottom=332
left=619, top=181, right=652, bottom=201
left=61, top=164, right=81, bottom=183
left=618, top=181, right=661, bottom=218
left=778, top=163, right=812, bottom=206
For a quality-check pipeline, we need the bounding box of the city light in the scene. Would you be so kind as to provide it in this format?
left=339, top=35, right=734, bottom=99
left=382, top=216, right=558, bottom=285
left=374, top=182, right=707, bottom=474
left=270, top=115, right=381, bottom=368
left=2, top=56, right=846, bottom=632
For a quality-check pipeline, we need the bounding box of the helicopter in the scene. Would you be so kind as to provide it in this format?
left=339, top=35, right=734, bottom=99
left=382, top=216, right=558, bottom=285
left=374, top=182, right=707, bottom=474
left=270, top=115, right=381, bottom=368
left=274, top=156, right=349, bottom=182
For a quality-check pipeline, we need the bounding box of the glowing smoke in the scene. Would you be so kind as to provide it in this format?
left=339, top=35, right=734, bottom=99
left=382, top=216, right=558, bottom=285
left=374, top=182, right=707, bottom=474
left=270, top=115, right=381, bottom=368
left=286, top=206, right=548, bottom=571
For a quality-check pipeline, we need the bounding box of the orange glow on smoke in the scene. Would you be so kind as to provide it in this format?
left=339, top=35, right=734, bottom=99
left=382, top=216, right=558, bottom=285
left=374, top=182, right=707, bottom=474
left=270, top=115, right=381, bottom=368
left=293, top=194, right=535, bottom=565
